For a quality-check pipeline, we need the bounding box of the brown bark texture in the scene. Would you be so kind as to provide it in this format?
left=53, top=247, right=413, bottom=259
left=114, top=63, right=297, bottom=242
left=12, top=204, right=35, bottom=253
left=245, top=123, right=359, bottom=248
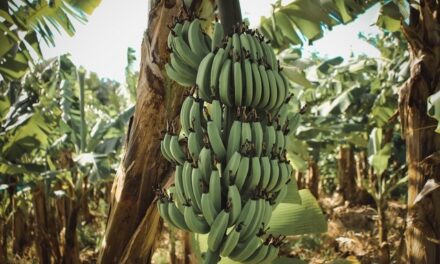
left=399, top=1, right=440, bottom=263
left=98, top=1, right=213, bottom=263
left=377, top=205, right=390, bottom=264
left=32, top=183, right=61, bottom=264
left=12, top=204, right=29, bottom=255
left=62, top=193, right=80, bottom=264
left=337, top=147, right=358, bottom=203
left=306, top=160, right=320, bottom=198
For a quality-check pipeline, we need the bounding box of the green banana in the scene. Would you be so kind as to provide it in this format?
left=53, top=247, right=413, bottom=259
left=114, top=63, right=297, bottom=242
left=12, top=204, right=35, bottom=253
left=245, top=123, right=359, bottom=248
left=232, top=33, right=241, bottom=58
left=241, top=198, right=264, bottom=242
left=191, top=167, right=203, bottom=211
left=170, top=53, right=197, bottom=80
left=203, top=249, right=221, bottom=264
left=262, top=199, right=272, bottom=226
left=220, top=224, right=242, bottom=257
left=209, top=169, right=222, bottom=212
left=208, top=210, right=229, bottom=251
left=170, top=135, right=186, bottom=164
left=188, top=132, right=201, bottom=161
left=165, top=63, right=195, bottom=86
left=219, top=58, right=233, bottom=107
left=265, top=69, right=278, bottom=111
left=210, top=99, right=223, bottom=131
left=184, top=204, right=210, bottom=234
left=196, top=52, right=214, bottom=102
left=234, top=156, right=249, bottom=191
left=243, top=157, right=261, bottom=193
left=167, top=22, right=182, bottom=49
left=266, top=159, right=280, bottom=192
left=252, top=35, right=264, bottom=61
left=211, top=22, right=224, bottom=51
left=168, top=202, right=190, bottom=231
left=275, top=129, right=285, bottom=153
left=246, top=34, right=257, bottom=61
left=243, top=58, right=253, bottom=106
left=259, top=244, right=279, bottom=263
left=239, top=33, right=251, bottom=54
left=229, top=235, right=262, bottom=262
left=174, top=165, right=186, bottom=204
left=273, top=183, right=288, bottom=208
left=181, top=20, right=190, bottom=43
left=201, top=192, right=218, bottom=225
left=264, top=124, right=276, bottom=156
left=204, top=33, right=212, bottom=51
left=180, top=96, right=194, bottom=136
left=241, top=121, right=252, bottom=144
left=198, top=146, right=212, bottom=183
left=272, top=161, right=288, bottom=193
left=243, top=242, right=270, bottom=263
left=236, top=199, right=257, bottom=239
left=227, top=185, right=242, bottom=226
left=207, top=121, right=226, bottom=160
left=257, top=64, right=270, bottom=109
left=172, top=36, right=201, bottom=69
left=161, top=135, right=173, bottom=162
left=223, top=37, right=232, bottom=60
left=224, top=152, right=241, bottom=186
left=157, top=200, right=176, bottom=228
left=189, top=99, right=203, bottom=139
left=182, top=162, right=198, bottom=212
left=188, top=19, right=210, bottom=58
left=233, top=60, right=243, bottom=106
left=251, top=121, right=263, bottom=156
left=226, top=120, right=242, bottom=161
left=250, top=62, right=263, bottom=107
left=259, top=156, right=271, bottom=190
left=261, top=40, right=277, bottom=70
left=210, top=48, right=226, bottom=98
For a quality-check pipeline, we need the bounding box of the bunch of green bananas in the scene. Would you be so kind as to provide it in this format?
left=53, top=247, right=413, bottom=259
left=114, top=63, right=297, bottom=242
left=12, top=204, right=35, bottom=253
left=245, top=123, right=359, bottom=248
left=159, top=19, right=297, bottom=264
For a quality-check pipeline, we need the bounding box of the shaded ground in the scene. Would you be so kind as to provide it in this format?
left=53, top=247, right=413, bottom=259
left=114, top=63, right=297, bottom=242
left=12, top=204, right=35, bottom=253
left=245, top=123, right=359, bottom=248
left=7, top=193, right=407, bottom=263
left=282, top=194, right=406, bottom=264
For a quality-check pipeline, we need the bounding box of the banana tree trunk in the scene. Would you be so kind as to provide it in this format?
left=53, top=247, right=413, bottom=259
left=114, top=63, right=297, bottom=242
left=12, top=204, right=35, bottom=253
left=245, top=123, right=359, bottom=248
left=399, top=1, right=440, bottom=263
left=306, top=160, right=320, bottom=198
left=32, top=183, right=61, bottom=263
left=337, top=146, right=358, bottom=203
left=98, top=1, right=208, bottom=262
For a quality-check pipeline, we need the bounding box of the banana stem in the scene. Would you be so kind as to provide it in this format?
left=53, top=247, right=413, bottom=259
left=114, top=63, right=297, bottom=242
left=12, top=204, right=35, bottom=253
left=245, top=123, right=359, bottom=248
left=216, top=0, right=242, bottom=35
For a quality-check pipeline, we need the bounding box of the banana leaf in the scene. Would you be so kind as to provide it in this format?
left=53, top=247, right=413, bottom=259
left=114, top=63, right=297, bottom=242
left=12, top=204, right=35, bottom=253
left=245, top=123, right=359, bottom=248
left=267, top=189, right=327, bottom=236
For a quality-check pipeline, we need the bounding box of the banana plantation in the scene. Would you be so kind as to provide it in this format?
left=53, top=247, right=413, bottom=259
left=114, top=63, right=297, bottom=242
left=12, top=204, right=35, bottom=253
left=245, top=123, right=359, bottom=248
left=1, top=0, right=440, bottom=263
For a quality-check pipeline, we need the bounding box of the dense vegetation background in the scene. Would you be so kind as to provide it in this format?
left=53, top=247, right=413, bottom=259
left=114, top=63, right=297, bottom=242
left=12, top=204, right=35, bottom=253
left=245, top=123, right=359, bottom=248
left=1, top=0, right=439, bottom=263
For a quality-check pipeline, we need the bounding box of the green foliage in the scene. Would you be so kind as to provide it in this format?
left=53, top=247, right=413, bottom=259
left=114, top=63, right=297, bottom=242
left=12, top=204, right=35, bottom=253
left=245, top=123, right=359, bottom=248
left=268, top=190, right=328, bottom=236
left=282, top=32, right=408, bottom=178
left=0, top=54, right=133, bottom=191
left=0, top=0, right=101, bottom=81
left=259, top=0, right=378, bottom=49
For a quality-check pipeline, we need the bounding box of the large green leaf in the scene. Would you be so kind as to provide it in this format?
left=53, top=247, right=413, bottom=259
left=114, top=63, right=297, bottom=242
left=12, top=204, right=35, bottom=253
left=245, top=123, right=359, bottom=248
left=2, top=111, right=52, bottom=160
left=0, top=0, right=101, bottom=80
left=367, top=128, right=392, bottom=176
left=267, top=189, right=327, bottom=236
left=283, top=177, right=302, bottom=204
left=376, top=1, right=405, bottom=32
left=259, top=0, right=379, bottom=49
